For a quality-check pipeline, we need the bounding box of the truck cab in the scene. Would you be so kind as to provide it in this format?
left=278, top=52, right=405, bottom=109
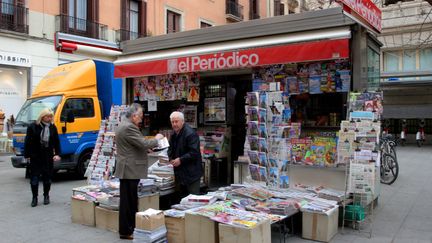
left=11, top=60, right=121, bottom=177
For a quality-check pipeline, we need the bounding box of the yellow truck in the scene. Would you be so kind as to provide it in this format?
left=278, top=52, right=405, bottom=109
left=11, top=60, right=122, bottom=177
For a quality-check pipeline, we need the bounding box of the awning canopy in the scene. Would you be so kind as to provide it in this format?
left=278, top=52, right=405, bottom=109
left=114, top=28, right=351, bottom=78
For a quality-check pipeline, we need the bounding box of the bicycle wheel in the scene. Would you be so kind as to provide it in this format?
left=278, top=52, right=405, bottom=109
left=380, top=154, right=399, bottom=185
left=389, top=146, right=397, bottom=162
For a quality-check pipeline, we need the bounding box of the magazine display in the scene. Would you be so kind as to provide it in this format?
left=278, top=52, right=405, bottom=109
left=339, top=91, right=383, bottom=194
left=246, top=87, right=296, bottom=189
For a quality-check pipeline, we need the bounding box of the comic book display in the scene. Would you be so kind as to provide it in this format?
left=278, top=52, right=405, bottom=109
left=133, top=73, right=200, bottom=101
left=251, top=60, right=351, bottom=95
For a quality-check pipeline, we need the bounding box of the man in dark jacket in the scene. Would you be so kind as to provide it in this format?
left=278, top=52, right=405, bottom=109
left=168, top=111, right=202, bottom=200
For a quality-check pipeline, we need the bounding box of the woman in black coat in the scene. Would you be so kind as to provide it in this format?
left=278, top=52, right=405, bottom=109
left=24, top=108, right=61, bottom=207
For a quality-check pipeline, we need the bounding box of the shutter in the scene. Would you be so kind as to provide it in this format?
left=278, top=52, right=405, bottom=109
left=121, top=0, right=129, bottom=30
left=138, top=0, right=146, bottom=37
left=274, top=0, right=281, bottom=16
left=60, top=0, right=69, bottom=32
left=167, top=11, right=173, bottom=33
left=174, top=13, right=180, bottom=32
left=60, top=0, right=68, bottom=15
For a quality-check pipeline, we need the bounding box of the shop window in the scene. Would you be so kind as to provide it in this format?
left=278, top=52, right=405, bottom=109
left=403, top=50, right=416, bottom=71
left=167, top=10, right=181, bottom=33
left=383, top=51, right=400, bottom=72
left=367, top=47, right=380, bottom=90
left=384, top=48, right=432, bottom=81
left=61, top=98, right=94, bottom=121
left=420, top=48, right=432, bottom=70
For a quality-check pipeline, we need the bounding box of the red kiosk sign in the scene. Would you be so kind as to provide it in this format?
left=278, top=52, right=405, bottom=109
left=114, top=39, right=349, bottom=77
left=337, top=0, right=382, bottom=33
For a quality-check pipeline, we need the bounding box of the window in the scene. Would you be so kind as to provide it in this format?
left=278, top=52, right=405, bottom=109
left=383, top=48, right=432, bottom=81
left=403, top=50, right=416, bottom=71
left=68, top=0, right=87, bottom=31
left=167, top=10, right=181, bottom=33
left=119, top=0, right=146, bottom=41
left=200, top=21, right=212, bottom=28
left=274, top=0, right=284, bottom=16
left=384, top=51, right=400, bottom=72
left=60, top=0, right=99, bottom=38
left=249, top=0, right=259, bottom=19
left=61, top=98, right=94, bottom=121
left=1, top=0, right=14, bottom=15
left=367, top=47, right=380, bottom=90
left=420, top=49, right=432, bottom=71
left=129, top=0, right=138, bottom=38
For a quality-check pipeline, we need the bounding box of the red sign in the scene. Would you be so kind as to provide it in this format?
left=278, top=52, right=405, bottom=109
left=114, top=39, right=349, bottom=78
left=337, top=0, right=382, bottom=32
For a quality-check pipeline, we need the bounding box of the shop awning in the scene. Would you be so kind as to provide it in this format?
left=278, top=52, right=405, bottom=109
left=114, top=28, right=351, bottom=78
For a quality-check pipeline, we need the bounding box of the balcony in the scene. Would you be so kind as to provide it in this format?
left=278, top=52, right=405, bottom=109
left=56, top=14, right=107, bottom=41
left=116, top=29, right=146, bottom=42
left=226, top=0, right=244, bottom=22
left=0, top=1, right=28, bottom=34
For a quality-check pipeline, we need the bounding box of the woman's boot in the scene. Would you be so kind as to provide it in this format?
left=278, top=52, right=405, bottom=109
left=43, top=183, right=50, bottom=205
left=31, top=185, right=38, bottom=207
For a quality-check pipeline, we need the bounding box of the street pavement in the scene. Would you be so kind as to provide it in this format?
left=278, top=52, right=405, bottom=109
left=0, top=145, right=431, bottom=243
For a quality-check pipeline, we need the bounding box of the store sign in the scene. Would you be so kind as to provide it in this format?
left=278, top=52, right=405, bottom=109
left=115, top=39, right=349, bottom=77
left=169, top=52, right=260, bottom=73
left=337, top=0, right=382, bottom=32
left=0, top=88, right=20, bottom=97
left=0, top=51, right=32, bottom=67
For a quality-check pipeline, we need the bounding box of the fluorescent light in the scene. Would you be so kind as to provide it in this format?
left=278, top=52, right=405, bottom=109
left=19, top=71, right=23, bottom=75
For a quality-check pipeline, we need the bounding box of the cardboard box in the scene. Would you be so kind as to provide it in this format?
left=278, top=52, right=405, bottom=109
left=165, top=216, right=186, bottom=243
left=71, top=197, right=96, bottom=226
left=302, top=207, right=339, bottom=242
left=138, top=193, right=159, bottom=211
left=95, top=206, right=119, bottom=232
left=185, top=213, right=219, bottom=243
left=219, top=220, right=271, bottom=243
left=136, top=210, right=165, bottom=231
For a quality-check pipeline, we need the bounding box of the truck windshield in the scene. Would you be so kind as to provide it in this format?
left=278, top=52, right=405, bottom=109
left=15, top=96, right=62, bottom=125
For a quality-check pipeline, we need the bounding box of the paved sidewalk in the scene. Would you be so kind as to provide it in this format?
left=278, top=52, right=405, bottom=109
left=0, top=145, right=431, bottom=242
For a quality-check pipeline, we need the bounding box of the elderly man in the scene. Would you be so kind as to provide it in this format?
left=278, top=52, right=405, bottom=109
left=114, top=103, right=164, bottom=240
left=168, top=111, right=203, bottom=201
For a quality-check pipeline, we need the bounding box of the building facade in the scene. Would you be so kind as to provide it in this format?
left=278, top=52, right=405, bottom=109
left=378, top=0, right=432, bottom=136
left=0, top=0, right=272, bottom=125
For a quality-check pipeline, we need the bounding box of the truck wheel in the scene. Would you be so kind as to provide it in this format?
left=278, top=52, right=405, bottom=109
left=75, top=151, right=92, bottom=178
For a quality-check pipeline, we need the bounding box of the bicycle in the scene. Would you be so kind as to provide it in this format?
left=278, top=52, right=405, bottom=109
left=380, top=135, right=399, bottom=185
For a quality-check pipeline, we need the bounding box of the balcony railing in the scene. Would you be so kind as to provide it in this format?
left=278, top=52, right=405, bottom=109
left=56, top=14, right=107, bottom=40
left=226, top=0, right=244, bottom=21
left=116, top=29, right=146, bottom=42
left=0, top=1, right=28, bottom=34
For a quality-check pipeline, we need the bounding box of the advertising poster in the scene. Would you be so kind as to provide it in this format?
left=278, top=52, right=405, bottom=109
left=204, top=97, right=226, bottom=122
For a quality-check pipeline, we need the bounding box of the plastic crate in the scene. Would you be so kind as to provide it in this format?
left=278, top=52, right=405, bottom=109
left=345, top=204, right=365, bottom=221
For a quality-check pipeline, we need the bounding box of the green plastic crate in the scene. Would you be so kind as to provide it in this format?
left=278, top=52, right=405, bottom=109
left=345, top=204, right=365, bottom=221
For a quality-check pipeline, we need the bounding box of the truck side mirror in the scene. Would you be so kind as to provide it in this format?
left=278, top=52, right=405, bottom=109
left=66, top=111, right=75, bottom=123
